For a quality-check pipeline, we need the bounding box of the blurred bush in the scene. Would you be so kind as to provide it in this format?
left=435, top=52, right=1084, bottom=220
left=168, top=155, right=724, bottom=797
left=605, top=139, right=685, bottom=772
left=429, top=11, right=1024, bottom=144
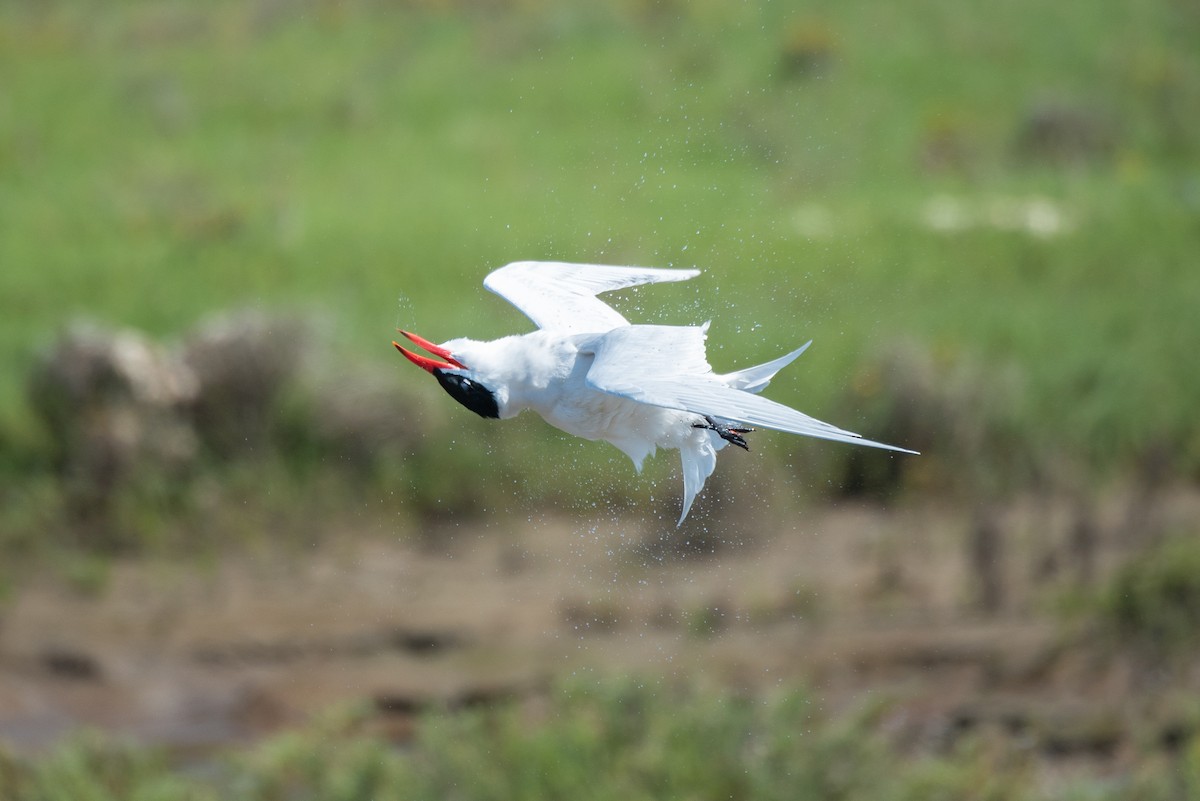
left=182, top=311, right=309, bottom=458
left=24, top=313, right=407, bottom=549
left=1012, top=97, right=1118, bottom=167
left=1094, top=532, right=1200, bottom=661
left=778, top=16, right=838, bottom=79
left=835, top=339, right=1034, bottom=502
left=28, top=322, right=199, bottom=548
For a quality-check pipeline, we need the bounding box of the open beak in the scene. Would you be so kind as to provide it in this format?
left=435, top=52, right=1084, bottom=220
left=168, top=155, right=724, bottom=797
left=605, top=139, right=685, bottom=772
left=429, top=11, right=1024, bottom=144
left=392, top=330, right=466, bottom=373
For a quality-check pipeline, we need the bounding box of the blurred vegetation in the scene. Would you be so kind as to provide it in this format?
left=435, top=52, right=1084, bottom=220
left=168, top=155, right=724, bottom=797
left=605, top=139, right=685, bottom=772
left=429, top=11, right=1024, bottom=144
left=1, top=0, right=1198, bottom=556
left=1092, top=532, right=1200, bottom=661
left=2, top=3, right=1198, bottom=793
left=2, top=679, right=1199, bottom=801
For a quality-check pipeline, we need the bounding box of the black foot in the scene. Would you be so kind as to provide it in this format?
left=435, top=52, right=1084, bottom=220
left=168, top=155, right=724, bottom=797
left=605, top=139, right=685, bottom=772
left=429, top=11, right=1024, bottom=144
left=693, top=415, right=754, bottom=451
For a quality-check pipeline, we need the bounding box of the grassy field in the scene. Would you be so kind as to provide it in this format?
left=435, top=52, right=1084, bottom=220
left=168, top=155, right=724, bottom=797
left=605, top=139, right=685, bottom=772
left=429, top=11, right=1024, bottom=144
left=2, top=0, right=1199, bottom=482
left=2, top=0, right=1200, bottom=794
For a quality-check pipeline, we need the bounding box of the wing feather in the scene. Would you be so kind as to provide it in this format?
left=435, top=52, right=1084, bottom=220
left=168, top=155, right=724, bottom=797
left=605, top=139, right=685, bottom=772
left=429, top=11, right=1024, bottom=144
left=483, top=261, right=700, bottom=334
left=585, top=326, right=918, bottom=454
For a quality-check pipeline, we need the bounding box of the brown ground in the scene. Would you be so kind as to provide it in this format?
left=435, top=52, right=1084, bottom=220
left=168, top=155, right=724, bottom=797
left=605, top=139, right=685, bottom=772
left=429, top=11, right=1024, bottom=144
left=1, top=487, right=1197, bottom=763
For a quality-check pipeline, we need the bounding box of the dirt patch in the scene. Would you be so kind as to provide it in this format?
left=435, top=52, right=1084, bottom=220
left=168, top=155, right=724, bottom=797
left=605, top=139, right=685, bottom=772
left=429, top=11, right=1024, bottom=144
left=1, top=490, right=1198, bottom=757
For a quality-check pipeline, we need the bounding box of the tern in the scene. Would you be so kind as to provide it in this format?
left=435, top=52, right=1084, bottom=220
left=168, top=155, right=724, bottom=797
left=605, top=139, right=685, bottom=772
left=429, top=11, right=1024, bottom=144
left=394, top=261, right=916, bottom=524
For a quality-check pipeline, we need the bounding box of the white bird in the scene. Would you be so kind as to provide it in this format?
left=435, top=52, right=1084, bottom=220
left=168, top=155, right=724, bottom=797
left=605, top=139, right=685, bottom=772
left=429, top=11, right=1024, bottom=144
left=394, top=261, right=917, bottom=525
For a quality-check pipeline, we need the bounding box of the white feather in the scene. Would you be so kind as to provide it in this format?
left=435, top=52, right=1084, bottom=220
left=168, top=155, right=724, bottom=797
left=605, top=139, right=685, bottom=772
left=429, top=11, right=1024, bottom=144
left=719, top=341, right=811, bottom=394
left=584, top=326, right=916, bottom=454
left=483, top=261, right=700, bottom=334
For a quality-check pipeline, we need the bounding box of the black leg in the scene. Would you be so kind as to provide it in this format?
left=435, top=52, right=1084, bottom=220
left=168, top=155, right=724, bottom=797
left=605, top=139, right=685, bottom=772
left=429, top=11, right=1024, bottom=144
left=692, top=415, right=754, bottom=451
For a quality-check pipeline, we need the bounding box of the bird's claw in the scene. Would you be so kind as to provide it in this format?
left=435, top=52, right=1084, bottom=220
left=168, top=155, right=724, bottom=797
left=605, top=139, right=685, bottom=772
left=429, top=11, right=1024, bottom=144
left=693, top=415, right=753, bottom=451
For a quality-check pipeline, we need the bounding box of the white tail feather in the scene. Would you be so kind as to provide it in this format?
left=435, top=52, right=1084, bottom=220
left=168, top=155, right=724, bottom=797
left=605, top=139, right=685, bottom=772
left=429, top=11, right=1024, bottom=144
left=718, top=341, right=811, bottom=394
left=677, top=436, right=720, bottom=526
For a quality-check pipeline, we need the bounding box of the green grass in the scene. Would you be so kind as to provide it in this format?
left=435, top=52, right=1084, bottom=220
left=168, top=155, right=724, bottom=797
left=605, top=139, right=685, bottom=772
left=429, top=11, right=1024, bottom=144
left=1, top=678, right=1197, bottom=801
left=1, top=0, right=1198, bottom=502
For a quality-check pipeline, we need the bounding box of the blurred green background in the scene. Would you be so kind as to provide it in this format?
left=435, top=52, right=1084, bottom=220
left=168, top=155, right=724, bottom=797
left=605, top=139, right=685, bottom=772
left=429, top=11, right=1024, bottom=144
left=2, top=0, right=1200, bottom=797
left=4, top=0, right=1198, bottom=474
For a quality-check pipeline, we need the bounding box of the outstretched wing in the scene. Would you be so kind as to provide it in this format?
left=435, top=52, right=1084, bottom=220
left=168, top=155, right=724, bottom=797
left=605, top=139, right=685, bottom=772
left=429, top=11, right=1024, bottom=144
left=483, top=261, right=700, bottom=335
left=584, top=325, right=918, bottom=454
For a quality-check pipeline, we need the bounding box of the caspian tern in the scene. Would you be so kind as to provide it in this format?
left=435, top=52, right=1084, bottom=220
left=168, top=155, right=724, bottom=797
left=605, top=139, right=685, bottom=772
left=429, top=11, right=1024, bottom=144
left=395, top=261, right=916, bottom=524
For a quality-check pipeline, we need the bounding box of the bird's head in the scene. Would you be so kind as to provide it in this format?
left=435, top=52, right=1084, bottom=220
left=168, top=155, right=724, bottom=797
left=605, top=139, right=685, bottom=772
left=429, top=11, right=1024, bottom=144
left=393, top=330, right=501, bottom=419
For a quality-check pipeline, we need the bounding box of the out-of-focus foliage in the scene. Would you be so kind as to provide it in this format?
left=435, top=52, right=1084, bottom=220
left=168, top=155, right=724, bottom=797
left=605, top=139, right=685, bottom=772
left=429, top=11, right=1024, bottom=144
left=1, top=4, right=1197, bottom=795
left=2, top=680, right=1198, bottom=801
left=1094, top=532, right=1200, bottom=660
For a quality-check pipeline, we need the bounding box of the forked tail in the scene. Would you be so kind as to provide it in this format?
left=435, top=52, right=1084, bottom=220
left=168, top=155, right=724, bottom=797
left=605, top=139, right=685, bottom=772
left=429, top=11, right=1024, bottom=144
left=677, top=435, right=720, bottom=526
left=675, top=342, right=810, bottom=524
left=719, top=341, right=811, bottom=394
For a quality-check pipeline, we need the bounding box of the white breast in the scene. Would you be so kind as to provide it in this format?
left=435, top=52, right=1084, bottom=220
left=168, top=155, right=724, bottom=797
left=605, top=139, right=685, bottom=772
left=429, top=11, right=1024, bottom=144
left=531, top=352, right=702, bottom=470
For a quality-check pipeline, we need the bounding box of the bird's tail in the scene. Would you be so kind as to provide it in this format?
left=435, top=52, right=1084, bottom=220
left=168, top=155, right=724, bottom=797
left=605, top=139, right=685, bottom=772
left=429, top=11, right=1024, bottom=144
left=719, top=341, right=811, bottom=394
left=675, top=341, right=812, bottom=523
left=677, top=436, right=720, bottom=526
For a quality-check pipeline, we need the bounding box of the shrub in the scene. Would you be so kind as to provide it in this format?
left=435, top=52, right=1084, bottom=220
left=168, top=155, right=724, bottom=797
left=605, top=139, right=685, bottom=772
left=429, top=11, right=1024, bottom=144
left=1095, top=533, right=1200, bottom=660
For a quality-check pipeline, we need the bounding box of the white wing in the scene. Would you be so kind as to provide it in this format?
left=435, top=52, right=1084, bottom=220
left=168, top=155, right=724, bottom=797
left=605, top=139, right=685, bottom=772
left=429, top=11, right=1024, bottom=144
left=483, top=261, right=700, bottom=334
left=585, top=325, right=918, bottom=454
